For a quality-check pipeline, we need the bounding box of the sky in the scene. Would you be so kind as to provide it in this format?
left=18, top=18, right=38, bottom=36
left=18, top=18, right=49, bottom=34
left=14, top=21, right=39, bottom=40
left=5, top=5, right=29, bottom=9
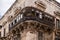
left=56, top=0, right=60, bottom=2
left=0, top=0, right=60, bottom=18
left=0, top=0, right=15, bottom=18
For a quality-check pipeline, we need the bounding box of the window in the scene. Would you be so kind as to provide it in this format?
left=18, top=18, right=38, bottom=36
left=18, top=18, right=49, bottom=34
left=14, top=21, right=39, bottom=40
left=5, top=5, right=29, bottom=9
left=9, top=23, right=12, bottom=28
left=38, top=32, right=43, bottom=40
left=36, top=10, right=40, bottom=17
left=43, top=14, right=54, bottom=23
left=31, top=12, right=36, bottom=17
left=4, top=29, right=6, bottom=37
left=39, top=12, right=42, bottom=19
left=16, top=14, right=21, bottom=22
left=13, top=20, right=15, bottom=25
left=11, top=22, right=13, bottom=26
left=20, top=14, right=23, bottom=18
left=14, top=19, right=17, bottom=24
left=18, top=14, right=21, bottom=20
left=56, top=19, right=60, bottom=29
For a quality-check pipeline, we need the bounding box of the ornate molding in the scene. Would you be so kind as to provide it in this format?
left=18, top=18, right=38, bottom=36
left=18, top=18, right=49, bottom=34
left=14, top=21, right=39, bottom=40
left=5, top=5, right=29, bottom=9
left=7, top=15, right=13, bottom=21
left=35, top=0, right=46, bottom=11
left=14, top=7, right=21, bottom=16
left=54, top=11, right=60, bottom=16
left=2, top=21, right=7, bottom=26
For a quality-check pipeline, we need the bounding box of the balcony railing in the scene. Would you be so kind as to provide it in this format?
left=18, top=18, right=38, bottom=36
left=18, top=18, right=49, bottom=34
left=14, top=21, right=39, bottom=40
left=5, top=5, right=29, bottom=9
left=9, top=7, right=55, bottom=30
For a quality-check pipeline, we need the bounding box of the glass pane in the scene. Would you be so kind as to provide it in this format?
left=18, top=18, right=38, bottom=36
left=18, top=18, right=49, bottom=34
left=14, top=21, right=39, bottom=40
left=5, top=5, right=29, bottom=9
left=21, top=14, right=23, bottom=18
left=39, top=12, right=42, bottom=19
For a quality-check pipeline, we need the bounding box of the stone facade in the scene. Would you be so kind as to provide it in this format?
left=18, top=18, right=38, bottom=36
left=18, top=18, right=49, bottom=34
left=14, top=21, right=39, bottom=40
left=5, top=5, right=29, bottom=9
left=0, top=0, right=60, bottom=40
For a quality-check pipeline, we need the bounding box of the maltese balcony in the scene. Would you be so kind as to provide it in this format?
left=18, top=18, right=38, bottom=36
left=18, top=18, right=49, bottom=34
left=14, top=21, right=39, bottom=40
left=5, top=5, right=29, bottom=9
left=9, top=7, right=55, bottom=31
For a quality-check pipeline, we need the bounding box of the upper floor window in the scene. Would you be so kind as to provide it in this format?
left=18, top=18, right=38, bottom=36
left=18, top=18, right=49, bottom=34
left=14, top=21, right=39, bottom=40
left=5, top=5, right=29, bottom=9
left=14, top=19, right=17, bottom=24
left=56, top=19, right=60, bottom=29
left=4, top=29, right=6, bottom=37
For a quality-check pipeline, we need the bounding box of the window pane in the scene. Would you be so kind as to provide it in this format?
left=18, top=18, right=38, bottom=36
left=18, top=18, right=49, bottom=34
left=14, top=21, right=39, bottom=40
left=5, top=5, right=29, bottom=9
left=21, top=14, right=23, bottom=18
left=39, top=12, right=42, bottom=19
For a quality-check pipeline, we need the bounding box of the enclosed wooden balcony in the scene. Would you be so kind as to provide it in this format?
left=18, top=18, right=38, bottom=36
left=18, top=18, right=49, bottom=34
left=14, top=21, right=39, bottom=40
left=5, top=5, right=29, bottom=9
left=9, top=7, right=55, bottom=31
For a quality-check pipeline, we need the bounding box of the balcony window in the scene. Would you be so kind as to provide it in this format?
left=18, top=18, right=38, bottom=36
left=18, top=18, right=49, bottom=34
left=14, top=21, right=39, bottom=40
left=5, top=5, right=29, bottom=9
left=16, top=14, right=21, bottom=22
left=43, top=13, right=54, bottom=23
left=14, top=19, right=17, bottom=24
left=39, top=12, right=42, bottom=19
left=20, top=14, right=23, bottom=18
left=36, top=10, right=40, bottom=17
left=13, top=20, right=15, bottom=25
